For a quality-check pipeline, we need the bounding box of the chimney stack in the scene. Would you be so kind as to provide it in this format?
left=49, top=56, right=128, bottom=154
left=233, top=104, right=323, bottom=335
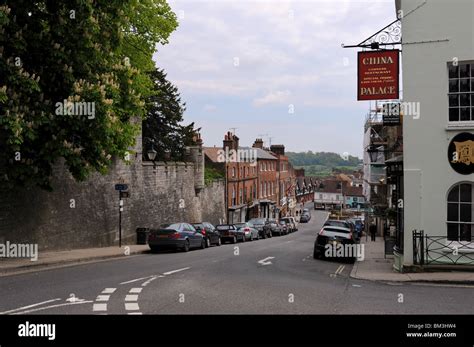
left=253, top=138, right=264, bottom=149
left=223, top=131, right=239, bottom=151
left=270, top=144, right=285, bottom=155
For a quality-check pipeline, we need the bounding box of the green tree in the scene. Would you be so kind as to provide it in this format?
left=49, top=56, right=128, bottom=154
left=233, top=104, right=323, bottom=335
left=0, top=0, right=177, bottom=190
left=142, top=68, right=196, bottom=162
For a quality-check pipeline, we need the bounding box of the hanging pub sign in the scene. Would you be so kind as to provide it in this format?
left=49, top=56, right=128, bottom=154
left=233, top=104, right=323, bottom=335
left=448, top=132, right=474, bottom=175
left=358, top=49, right=399, bottom=101
left=382, top=102, right=401, bottom=125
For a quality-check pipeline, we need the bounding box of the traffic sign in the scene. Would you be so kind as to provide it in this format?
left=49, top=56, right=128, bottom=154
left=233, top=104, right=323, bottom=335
left=115, top=184, right=128, bottom=191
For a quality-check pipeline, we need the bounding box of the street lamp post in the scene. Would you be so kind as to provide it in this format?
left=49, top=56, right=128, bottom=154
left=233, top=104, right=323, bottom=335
left=147, top=146, right=157, bottom=169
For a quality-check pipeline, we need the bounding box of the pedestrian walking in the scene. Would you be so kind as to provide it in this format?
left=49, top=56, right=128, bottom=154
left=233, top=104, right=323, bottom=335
left=369, top=222, right=377, bottom=241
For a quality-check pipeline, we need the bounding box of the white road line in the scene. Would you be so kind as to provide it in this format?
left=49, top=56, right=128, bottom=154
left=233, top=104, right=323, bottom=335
left=129, top=288, right=143, bottom=294
left=163, top=267, right=191, bottom=275
left=96, top=295, right=110, bottom=302
left=128, top=312, right=143, bottom=315
left=125, top=303, right=140, bottom=311
left=125, top=295, right=138, bottom=302
left=93, top=303, right=108, bottom=312
left=14, top=301, right=93, bottom=314
left=0, top=298, right=61, bottom=315
left=120, top=276, right=154, bottom=285
left=141, top=276, right=160, bottom=287
left=102, top=288, right=117, bottom=294
left=330, top=265, right=345, bottom=277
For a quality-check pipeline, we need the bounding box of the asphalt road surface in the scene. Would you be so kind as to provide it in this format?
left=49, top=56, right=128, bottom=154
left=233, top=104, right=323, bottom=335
left=1, top=209, right=473, bottom=315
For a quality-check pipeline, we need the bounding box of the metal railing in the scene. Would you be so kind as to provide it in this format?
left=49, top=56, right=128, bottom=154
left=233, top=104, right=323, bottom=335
left=413, top=230, right=474, bottom=266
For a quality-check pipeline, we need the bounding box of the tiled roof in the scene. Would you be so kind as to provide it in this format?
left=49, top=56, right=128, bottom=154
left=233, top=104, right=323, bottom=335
left=344, top=186, right=364, bottom=197
left=315, top=179, right=349, bottom=193
left=203, top=147, right=220, bottom=162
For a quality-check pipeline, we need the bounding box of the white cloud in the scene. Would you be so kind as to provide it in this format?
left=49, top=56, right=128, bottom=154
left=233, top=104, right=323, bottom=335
left=203, top=104, right=218, bottom=112
left=156, top=0, right=394, bottom=154
left=253, top=90, right=292, bottom=107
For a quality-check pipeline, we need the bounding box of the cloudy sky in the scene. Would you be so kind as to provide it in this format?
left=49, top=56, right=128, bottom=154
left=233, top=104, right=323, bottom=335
left=153, top=0, right=396, bottom=158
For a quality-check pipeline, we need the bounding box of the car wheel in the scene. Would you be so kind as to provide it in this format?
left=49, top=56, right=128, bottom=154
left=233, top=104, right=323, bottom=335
left=269, top=232, right=273, bottom=238
left=262, top=232, right=266, bottom=239
left=206, top=238, right=211, bottom=248
left=241, top=235, right=245, bottom=242
left=201, top=239, right=206, bottom=249
left=256, top=233, right=260, bottom=240
left=216, top=237, right=222, bottom=246
left=250, top=234, right=253, bottom=241
left=183, top=240, right=190, bottom=252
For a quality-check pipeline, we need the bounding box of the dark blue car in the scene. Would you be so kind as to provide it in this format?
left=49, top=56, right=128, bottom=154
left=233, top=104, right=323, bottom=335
left=148, top=223, right=205, bottom=252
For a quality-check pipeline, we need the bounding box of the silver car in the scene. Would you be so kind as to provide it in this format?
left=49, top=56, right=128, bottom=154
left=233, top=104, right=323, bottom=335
left=235, top=222, right=260, bottom=241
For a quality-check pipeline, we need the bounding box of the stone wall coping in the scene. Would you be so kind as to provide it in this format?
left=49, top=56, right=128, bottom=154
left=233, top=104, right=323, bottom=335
left=142, top=161, right=195, bottom=167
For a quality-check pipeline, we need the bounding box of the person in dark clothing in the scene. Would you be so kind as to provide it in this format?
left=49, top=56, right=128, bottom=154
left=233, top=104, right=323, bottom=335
left=369, top=223, right=377, bottom=241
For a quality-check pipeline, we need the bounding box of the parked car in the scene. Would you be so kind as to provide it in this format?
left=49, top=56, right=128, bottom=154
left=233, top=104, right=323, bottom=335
left=280, top=217, right=297, bottom=232
left=192, top=222, right=221, bottom=247
left=278, top=220, right=289, bottom=235
left=148, top=223, right=205, bottom=252
left=235, top=222, right=259, bottom=241
left=266, top=218, right=283, bottom=236
left=289, top=216, right=299, bottom=231
left=300, top=211, right=311, bottom=222
left=303, top=208, right=310, bottom=213
left=325, top=219, right=357, bottom=239
left=299, top=214, right=310, bottom=223
left=248, top=218, right=272, bottom=238
left=215, top=224, right=245, bottom=243
left=313, top=225, right=355, bottom=262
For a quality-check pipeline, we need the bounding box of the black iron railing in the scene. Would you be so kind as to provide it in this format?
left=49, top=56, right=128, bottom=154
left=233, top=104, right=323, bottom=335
left=413, top=230, right=474, bottom=266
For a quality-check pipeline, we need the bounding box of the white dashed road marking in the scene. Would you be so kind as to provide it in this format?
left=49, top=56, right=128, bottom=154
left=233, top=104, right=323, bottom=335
left=125, top=303, right=140, bottom=311
left=102, top=288, right=117, bottom=294
left=92, top=303, right=108, bottom=312
left=129, top=288, right=143, bottom=294
left=96, top=295, right=110, bottom=302
left=93, top=287, right=117, bottom=313
left=125, top=295, right=138, bottom=302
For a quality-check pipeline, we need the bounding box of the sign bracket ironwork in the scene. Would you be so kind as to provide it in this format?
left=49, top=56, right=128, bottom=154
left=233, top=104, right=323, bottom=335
left=342, top=18, right=401, bottom=49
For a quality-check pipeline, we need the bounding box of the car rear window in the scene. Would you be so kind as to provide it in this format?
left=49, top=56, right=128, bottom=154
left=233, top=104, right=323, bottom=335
left=216, top=225, right=233, bottom=230
left=161, top=223, right=181, bottom=230
left=324, top=227, right=350, bottom=233
left=325, top=221, right=346, bottom=227
left=249, top=219, right=265, bottom=224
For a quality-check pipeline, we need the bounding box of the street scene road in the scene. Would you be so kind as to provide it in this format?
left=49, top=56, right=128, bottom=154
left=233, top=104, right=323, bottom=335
left=1, top=208, right=472, bottom=315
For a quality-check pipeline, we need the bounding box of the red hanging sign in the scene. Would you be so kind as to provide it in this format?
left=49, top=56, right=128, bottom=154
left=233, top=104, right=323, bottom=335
left=358, top=50, right=399, bottom=101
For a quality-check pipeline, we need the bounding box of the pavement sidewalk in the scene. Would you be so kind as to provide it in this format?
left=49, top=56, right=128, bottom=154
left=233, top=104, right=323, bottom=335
left=0, top=244, right=149, bottom=276
left=350, top=238, right=474, bottom=284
